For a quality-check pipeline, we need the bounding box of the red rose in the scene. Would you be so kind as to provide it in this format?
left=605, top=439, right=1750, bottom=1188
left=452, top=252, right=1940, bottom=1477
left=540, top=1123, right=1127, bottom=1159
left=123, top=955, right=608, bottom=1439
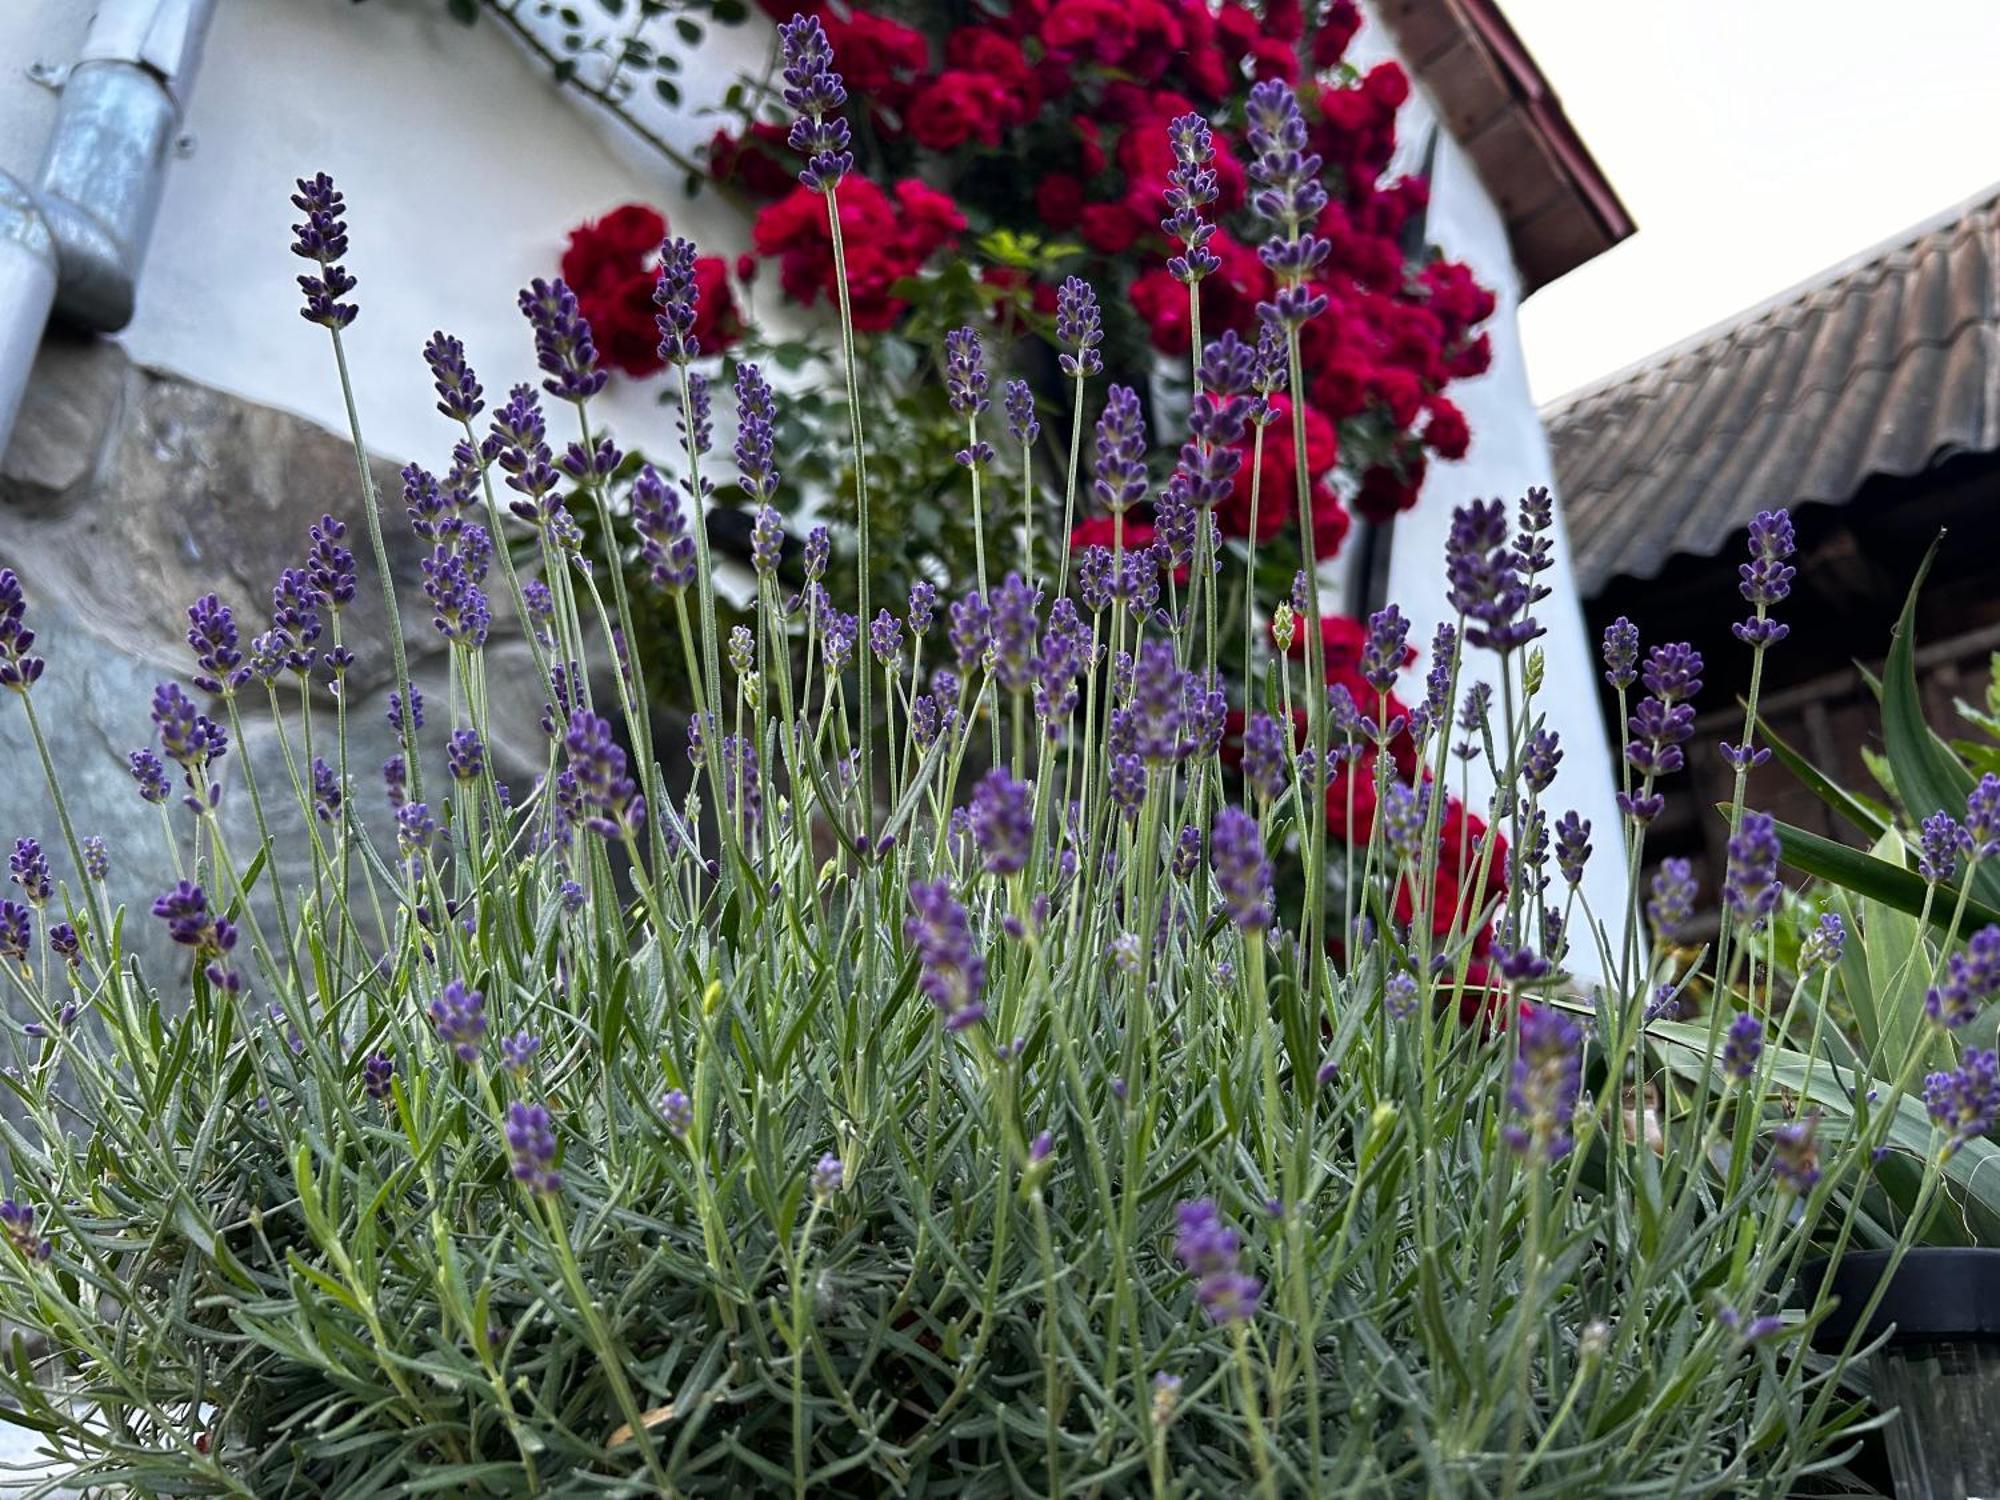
left=1129, top=267, right=1192, bottom=354
left=561, top=204, right=666, bottom=298
left=1034, top=173, right=1087, bottom=232
left=1325, top=758, right=1381, bottom=842
left=1422, top=397, right=1470, bottom=461
left=1218, top=395, right=1338, bottom=537
left=945, top=28, right=1039, bottom=123
left=1311, top=484, right=1351, bottom=559
left=894, top=179, right=968, bottom=258
left=1075, top=119, right=1108, bottom=175
left=1372, top=366, right=1425, bottom=428
left=823, top=7, right=930, bottom=97
left=1247, top=37, right=1299, bottom=82
left=707, top=123, right=794, bottom=200
left=1078, top=202, right=1144, bottom=255
left=1311, top=0, right=1361, bottom=66
left=1353, top=461, right=1422, bottom=525
left=1042, top=0, right=1136, bottom=65
left=907, top=71, right=1010, bottom=151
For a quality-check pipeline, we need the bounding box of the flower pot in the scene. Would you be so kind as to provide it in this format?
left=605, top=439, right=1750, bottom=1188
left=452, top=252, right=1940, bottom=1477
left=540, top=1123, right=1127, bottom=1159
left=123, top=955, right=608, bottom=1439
left=1804, top=1249, right=2000, bottom=1498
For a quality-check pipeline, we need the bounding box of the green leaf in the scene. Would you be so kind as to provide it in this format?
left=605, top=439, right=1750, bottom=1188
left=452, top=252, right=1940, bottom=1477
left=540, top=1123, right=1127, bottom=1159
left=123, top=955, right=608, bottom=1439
left=1764, top=813, right=2000, bottom=938
left=1856, top=831, right=1950, bottom=1075
left=1651, top=1021, right=2000, bottom=1229
left=1880, top=537, right=2000, bottom=913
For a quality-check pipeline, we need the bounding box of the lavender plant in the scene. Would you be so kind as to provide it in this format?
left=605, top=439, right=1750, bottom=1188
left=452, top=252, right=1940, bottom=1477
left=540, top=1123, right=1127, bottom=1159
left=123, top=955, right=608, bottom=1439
left=0, top=40, right=1949, bottom=1497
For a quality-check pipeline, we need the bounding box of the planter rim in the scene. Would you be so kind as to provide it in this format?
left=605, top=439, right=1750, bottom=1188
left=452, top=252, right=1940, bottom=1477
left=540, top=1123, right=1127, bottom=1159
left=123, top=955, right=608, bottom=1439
left=1802, top=1248, right=2000, bottom=1351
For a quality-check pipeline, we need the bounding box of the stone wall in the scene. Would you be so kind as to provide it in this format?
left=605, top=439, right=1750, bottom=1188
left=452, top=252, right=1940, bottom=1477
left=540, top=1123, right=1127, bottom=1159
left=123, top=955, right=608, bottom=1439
left=0, top=333, right=549, bottom=991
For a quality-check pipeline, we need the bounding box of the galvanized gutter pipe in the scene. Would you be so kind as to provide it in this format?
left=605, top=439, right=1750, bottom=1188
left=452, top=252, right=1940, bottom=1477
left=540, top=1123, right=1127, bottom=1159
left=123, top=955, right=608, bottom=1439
left=0, top=0, right=215, bottom=456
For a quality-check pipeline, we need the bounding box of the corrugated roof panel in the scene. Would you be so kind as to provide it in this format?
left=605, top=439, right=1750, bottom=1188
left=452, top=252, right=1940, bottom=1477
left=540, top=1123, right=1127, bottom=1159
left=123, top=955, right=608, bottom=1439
left=1546, top=188, right=2000, bottom=595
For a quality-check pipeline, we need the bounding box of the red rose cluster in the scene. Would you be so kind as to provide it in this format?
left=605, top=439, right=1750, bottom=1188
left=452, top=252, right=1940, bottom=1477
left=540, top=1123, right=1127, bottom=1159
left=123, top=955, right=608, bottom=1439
left=559, top=205, right=742, bottom=377
left=1224, top=615, right=1509, bottom=964
left=750, top=177, right=967, bottom=332
left=714, top=0, right=1493, bottom=555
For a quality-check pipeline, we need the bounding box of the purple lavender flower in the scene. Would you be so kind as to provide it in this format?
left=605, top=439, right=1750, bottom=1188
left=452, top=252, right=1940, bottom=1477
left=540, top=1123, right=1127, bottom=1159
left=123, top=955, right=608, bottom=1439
left=429, top=979, right=487, bottom=1063
left=422, top=546, right=491, bottom=646
left=777, top=14, right=851, bottom=191
left=1724, top=811, right=1783, bottom=930
left=0, top=902, right=27, bottom=964
left=659, top=1088, right=693, bottom=1140
left=383, top=754, right=407, bottom=810
left=305, top=758, right=343, bottom=826
left=1211, top=807, right=1273, bottom=932
left=1381, top=780, right=1428, bottom=863
left=1927, top=1049, right=2000, bottom=1155
left=362, top=1052, right=396, bottom=1102
left=1091, top=386, right=1149, bottom=516
left=970, top=770, right=1033, bottom=876
left=905, top=880, right=986, bottom=1031
left=185, top=595, right=246, bottom=695
left=1243, top=80, right=1329, bottom=327
left=1241, top=712, right=1289, bottom=802
left=505, top=1101, right=562, bottom=1195
left=41, top=921, right=73, bottom=968
left=1005, top=379, right=1039, bottom=445
left=423, top=331, right=483, bottom=422
left=1522, top=728, right=1562, bottom=795
left=81, top=836, right=107, bottom=882
left=1601, top=617, right=1640, bottom=691
left=734, top=362, right=782, bottom=510
left=803, top=526, right=830, bottom=584
left=396, top=802, right=436, bottom=867
left=1962, top=772, right=2000, bottom=861
left=1919, top=810, right=1967, bottom=885
left=907, top=580, right=938, bottom=638
left=1734, top=508, right=1796, bottom=647
left=1503, top=1005, right=1583, bottom=1161
left=722, top=734, right=762, bottom=839
left=868, top=610, right=904, bottom=668
left=125, top=748, right=166, bottom=807
left=1445, top=499, right=1540, bottom=653
left=1173, top=1198, right=1261, bottom=1324
left=0, top=1200, right=52, bottom=1263
left=1552, top=811, right=1591, bottom=887
left=1361, top=605, right=1409, bottom=693
left=152, top=683, right=228, bottom=775
left=502, top=1031, right=543, bottom=1075
left=1109, top=753, right=1147, bottom=822
left=518, top=278, right=607, bottom=402
left=1716, top=1308, right=1785, bottom=1343
left=1385, top=970, right=1419, bottom=1021
left=1800, top=911, right=1846, bottom=971
left=150, top=881, right=239, bottom=989
left=1033, top=598, right=1087, bottom=733
left=1118, top=639, right=1191, bottom=764
left=1055, top=276, right=1104, bottom=378
left=1162, top=112, right=1220, bottom=281
left=1722, top=1013, right=1764, bottom=1081
left=750, top=506, right=785, bottom=577
left=1926, top=924, right=2000, bottom=1029
left=632, top=464, right=697, bottom=594
left=944, top=326, right=991, bottom=418
left=989, top=573, right=1041, bottom=695
left=1770, top=1116, right=1821, bottom=1192
left=564, top=709, right=644, bottom=840
left=948, top=590, right=991, bottom=675
left=1622, top=643, right=1702, bottom=821
left=0, top=571, right=43, bottom=694
left=447, top=728, right=484, bottom=783
left=654, top=237, right=705, bottom=364
left=811, top=1151, right=845, bottom=1199
left=290, top=173, right=358, bottom=329
left=9, top=840, right=50, bottom=906
left=302, top=518, right=357, bottom=621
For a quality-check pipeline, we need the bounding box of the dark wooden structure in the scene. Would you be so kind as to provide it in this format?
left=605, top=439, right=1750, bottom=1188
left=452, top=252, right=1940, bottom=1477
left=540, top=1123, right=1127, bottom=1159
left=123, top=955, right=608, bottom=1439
left=1545, top=187, right=2000, bottom=913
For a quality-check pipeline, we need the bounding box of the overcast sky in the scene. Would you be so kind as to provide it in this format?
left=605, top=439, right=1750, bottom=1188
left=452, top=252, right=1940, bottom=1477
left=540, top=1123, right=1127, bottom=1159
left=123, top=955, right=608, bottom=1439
left=1505, top=0, right=2000, bottom=406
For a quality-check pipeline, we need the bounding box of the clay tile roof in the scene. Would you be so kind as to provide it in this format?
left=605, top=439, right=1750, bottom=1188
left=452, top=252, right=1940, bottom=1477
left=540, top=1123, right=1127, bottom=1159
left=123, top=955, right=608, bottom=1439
left=1545, top=185, right=2000, bottom=598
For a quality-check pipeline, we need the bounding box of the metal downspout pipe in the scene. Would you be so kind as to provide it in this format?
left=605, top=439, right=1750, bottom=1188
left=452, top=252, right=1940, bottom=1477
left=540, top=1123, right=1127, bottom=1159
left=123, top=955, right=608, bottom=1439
left=0, top=0, right=216, bottom=456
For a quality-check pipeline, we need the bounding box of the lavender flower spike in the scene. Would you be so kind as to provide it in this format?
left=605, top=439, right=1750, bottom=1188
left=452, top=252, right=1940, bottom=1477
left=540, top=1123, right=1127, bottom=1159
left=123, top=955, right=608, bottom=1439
left=290, top=173, right=358, bottom=329
left=0, top=570, right=46, bottom=694
left=1174, top=1198, right=1261, bottom=1324
left=905, top=880, right=987, bottom=1031
left=1211, top=807, right=1273, bottom=932
left=778, top=13, right=852, bottom=192
left=655, top=238, right=705, bottom=365
left=505, top=1102, right=562, bottom=1195
left=518, top=278, right=607, bottom=403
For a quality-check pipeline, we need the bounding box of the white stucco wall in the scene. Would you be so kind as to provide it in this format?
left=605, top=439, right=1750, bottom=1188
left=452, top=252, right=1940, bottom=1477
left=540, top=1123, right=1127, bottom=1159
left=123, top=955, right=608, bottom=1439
left=5, top=0, right=764, bottom=466
left=1353, top=6, right=1629, bottom=958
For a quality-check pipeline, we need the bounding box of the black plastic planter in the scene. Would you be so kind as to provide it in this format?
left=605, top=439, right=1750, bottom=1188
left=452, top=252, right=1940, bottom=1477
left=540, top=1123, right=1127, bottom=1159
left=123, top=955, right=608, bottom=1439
left=1804, top=1249, right=2000, bottom=1498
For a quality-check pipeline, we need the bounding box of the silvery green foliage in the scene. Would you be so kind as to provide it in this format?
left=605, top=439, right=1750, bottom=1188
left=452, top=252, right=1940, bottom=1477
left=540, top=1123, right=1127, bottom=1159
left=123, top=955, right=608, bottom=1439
left=0, top=145, right=1936, bottom=1497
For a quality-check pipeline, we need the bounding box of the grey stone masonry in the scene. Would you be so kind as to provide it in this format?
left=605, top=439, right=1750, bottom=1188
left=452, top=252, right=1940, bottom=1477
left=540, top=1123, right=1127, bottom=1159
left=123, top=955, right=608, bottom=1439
left=0, top=332, right=547, bottom=992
